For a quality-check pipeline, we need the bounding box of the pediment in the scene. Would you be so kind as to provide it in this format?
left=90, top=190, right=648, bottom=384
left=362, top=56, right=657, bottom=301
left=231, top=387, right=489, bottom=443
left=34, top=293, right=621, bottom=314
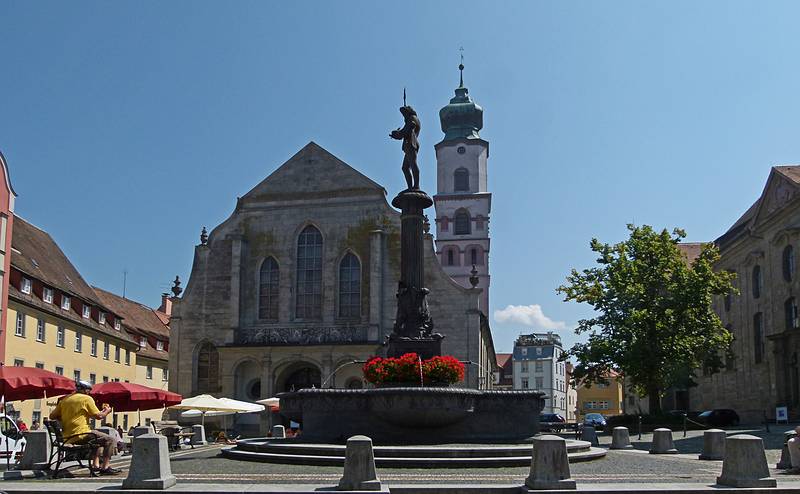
left=241, top=142, right=385, bottom=204
left=751, top=167, right=800, bottom=230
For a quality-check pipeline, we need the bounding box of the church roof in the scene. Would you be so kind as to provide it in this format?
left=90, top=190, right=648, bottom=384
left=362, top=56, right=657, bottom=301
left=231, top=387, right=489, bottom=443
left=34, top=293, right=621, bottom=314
left=240, top=142, right=386, bottom=205
left=716, top=166, right=800, bottom=249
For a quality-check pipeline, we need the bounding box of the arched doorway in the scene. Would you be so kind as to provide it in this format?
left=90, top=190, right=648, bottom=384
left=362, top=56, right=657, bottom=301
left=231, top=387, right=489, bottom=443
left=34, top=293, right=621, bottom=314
left=283, top=367, right=321, bottom=392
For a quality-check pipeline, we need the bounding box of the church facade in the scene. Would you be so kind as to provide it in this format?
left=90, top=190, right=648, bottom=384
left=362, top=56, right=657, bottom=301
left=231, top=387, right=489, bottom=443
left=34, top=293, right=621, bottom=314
left=168, top=137, right=497, bottom=431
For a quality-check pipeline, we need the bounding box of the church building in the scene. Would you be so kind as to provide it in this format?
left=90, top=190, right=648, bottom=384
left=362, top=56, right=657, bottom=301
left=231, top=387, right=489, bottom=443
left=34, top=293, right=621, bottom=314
left=168, top=78, right=498, bottom=433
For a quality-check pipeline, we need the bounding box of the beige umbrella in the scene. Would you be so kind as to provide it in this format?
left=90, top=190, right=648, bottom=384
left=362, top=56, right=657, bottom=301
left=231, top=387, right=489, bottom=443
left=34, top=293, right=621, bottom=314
left=256, top=397, right=279, bottom=408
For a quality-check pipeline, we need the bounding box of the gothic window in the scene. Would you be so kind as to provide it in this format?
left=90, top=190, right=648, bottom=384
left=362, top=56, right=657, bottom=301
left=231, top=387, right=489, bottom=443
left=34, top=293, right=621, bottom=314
left=785, top=297, right=798, bottom=330
left=258, top=257, right=279, bottom=320
left=753, top=312, right=764, bottom=364
left=196, top=342, right=219, bottom=394
left=752, top=265, right=762, bottom=299
left=454, top=168, right=470, bottom=192
left=783, top=245, right=795, bottom=282
left=296, top=226, right=323, bottom=320
left=338, top=253, right=361, bottom=318
left=454, top=209, right=471, bottom=235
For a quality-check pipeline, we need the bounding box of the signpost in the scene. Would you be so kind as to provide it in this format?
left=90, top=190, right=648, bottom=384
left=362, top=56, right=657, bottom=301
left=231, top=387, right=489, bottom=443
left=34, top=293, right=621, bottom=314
left=776, top=406, right=789, bottom=424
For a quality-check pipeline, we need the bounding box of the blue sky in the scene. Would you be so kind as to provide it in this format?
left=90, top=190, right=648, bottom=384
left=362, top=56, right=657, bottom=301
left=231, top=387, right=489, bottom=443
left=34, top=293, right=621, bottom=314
left=3, top=1, right=800, bottom=353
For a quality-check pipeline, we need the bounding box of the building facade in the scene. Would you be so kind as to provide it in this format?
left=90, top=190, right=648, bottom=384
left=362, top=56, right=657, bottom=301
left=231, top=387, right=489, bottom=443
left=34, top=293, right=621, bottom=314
left=494, top=353, right=513, bottom=389
left=565, top=363, right=578, bottom=421
left=0, top=151, right=17, bottom=364
left=168, top=143, right=496, bottom=433
left=512, top=332, right=568, bottom=416
left=433, top=69, right=491, bottom=312
left=691, top=166, right=800, bottom=423
left=576, top=371, right=623, bottom=419
left=5, top=217, right=172, bottom=428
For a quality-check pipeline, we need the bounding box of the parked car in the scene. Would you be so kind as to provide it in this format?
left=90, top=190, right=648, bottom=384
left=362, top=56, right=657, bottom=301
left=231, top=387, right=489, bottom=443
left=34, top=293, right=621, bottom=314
left=539, top=413, right=566, bottom=432
left=583, top=413, right=607, bottom=431
left=697, top=409, right=740, bottom=427
left=0, top=415, right=25, bottom=463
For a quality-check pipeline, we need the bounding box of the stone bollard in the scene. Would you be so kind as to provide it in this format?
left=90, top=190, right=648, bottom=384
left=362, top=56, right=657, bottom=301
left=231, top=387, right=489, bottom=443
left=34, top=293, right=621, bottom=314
left=698, top=429, right=726, bottom=460
left=649, top=428, right=678, bottom=454
left=271, top=425, right=286, bottom=439
left=777, top=430, right=798, bottom=469
left=789, top=435, right=800, bottom=470
left=610, top=427, right=633, bottom=450
left=122, top=433, right=177, bottom=490
left=18, top=430, right=50, bottom=470
left=191, top=424, right=206, bottom=445
left=579, top=425, right=599, bottom=446
left=524, top=435, right=576, bottom=490
left=337, top=435, right=382, bottom=491
left=716, top=434, right=776, bottom=488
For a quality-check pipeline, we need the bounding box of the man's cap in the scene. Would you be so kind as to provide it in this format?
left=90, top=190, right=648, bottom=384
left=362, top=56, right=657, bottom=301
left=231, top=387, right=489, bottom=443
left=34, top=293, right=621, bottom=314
left=75, top=380, right=93, bottom=391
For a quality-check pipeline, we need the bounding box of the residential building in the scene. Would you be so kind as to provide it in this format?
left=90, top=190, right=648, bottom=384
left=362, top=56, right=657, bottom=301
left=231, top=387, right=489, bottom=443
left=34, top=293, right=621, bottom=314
left=691, top=166, right=800, bottom=423
left=0, top=151, right=16, bottom=364
left=512, top=332, right=567, bottom=416
left=576, top=370, right=624, bottom=419
left=6, top=217, right=140, bottom=428
left=494, top=353, right=513, bottom=389
left=433, top=63, right=491, bottom=312
left=565, top=362, right=578, bottom=421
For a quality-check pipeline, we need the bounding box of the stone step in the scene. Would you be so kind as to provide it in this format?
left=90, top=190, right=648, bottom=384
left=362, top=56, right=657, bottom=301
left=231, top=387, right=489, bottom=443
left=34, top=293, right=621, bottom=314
left=220, top=445, right=606, bottom=468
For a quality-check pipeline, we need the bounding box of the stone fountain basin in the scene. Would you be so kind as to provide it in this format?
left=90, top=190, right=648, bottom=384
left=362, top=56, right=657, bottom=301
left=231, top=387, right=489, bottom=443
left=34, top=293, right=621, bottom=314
left=277, top=387, right=545, bottom=444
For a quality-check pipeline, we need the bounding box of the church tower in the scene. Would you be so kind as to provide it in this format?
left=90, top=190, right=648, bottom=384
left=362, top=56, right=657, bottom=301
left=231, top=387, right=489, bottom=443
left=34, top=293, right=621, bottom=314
left=433, top=62, right=491, bottom=312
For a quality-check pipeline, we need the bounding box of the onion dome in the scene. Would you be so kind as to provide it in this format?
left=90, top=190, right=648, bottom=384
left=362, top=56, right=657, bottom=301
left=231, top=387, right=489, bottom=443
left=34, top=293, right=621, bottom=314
left=439, top=62, right=483, bottom=142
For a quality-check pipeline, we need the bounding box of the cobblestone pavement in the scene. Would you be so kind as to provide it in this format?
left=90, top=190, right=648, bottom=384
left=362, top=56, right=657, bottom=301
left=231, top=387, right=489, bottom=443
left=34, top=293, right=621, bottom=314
left=45, top=426, right=797, bottom=485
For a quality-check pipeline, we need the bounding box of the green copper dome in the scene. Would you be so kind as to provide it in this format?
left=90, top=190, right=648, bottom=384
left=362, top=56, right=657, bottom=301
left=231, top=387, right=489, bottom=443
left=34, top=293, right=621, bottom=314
left=439, top=82, right=483, bottom=142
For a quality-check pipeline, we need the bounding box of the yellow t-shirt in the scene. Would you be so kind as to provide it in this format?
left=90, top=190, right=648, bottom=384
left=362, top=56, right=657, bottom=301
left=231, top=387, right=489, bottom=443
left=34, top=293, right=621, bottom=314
left=52, top=393, right=100, bottom=443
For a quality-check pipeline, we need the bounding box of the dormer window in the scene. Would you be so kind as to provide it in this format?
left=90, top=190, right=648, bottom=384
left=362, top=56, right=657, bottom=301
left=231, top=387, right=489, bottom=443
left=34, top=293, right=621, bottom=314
left=43, top=287, right=54, bottom=304
left=99, top=312, right=106, bottom=325
left=82, top=305, right=91, bottom=318
left=139, top=336, right=147, bottom=348
left=156, top=340, right=164, bottom=351
left=114, top=319, right=121, bottom=330
left=21, top=277, right=32, bottom=294
left=61, top=295, right=71, bottom=310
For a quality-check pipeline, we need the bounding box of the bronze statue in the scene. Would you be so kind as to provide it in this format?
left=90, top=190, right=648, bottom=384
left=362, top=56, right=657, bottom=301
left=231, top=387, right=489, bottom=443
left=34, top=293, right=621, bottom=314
left=390, top=106, right=421, bottom=190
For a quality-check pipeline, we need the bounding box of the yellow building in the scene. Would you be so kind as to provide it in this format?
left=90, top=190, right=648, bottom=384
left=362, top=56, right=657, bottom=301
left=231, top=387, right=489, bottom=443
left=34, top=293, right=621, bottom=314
left=5, top=217, right=168, bottom=429
left=576, top=371, right=624, bottom=419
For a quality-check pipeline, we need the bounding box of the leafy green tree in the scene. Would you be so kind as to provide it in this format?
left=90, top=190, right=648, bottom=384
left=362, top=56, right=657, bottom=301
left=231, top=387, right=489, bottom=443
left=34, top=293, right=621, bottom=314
left=558, top=225, right=735, bottom=414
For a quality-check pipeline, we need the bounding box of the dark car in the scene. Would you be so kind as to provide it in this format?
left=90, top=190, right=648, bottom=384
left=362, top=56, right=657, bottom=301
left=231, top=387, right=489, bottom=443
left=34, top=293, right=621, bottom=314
left=697, top=409, right=740, bottom=427
left=583, top=413, right=607, bottom=431
left=539, top=413, right=566, bottom=432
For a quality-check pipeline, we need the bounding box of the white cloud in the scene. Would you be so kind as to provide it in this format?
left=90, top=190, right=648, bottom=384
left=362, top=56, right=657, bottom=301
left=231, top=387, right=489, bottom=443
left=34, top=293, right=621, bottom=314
left=493, top=304, right=567, bottom=330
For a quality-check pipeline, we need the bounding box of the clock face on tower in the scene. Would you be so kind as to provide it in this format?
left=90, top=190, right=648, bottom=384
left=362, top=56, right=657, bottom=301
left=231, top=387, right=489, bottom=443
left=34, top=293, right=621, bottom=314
left=457, top=146, right=466, bottom=155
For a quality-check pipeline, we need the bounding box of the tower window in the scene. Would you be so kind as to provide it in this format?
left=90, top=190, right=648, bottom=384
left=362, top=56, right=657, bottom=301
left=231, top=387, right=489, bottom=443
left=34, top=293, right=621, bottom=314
left=454, top=209, right=471, bottom=235
left=454, top=168, right=470, bottom=192
left=471, top=248, right=477, bottom=266
left=447, top=249, right=454, bottom=266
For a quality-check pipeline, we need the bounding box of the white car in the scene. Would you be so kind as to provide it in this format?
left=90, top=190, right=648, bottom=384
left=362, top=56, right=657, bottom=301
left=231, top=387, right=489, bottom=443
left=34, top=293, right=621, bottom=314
left=0, top=415, right=26, bottom=463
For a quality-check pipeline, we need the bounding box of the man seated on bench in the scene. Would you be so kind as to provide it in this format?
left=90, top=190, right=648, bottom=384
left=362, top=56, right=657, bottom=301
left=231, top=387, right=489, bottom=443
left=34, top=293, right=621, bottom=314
left=49, top=380, right=120, bottom=475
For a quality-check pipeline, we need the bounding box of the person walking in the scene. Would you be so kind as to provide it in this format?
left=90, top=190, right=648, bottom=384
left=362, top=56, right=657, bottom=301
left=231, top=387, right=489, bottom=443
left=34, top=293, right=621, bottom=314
left=49, top=380, right=120, bottom=475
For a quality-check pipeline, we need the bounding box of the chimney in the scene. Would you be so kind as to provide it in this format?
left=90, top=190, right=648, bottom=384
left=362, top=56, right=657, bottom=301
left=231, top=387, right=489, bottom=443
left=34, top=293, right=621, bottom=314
left=159, top=293, right=172, bottom=316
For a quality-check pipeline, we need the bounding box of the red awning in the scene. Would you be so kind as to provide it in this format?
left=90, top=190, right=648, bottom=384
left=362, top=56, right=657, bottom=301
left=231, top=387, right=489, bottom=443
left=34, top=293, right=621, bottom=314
left=0, top=366, right=76, bottom=401
left=90, top=382, right=182, bottom=412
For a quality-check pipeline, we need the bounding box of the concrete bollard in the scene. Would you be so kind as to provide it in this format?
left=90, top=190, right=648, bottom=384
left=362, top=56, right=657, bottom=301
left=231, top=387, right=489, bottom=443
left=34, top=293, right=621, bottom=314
left=649, top=428, right=678, bottom=454
left=271, top=425, right=286, bottom=439
left=776, top=430, right=795, bottom=469
left=525, top=435, right=576, bottom=490
left=191, top=424, right=206, bottom=445
left=579, top=425, right=599, bottom=446
left=789, top=436, right=800, bottom=470
left=122, top=433, right=177, bottom=490
left=716, top=434, right=776, bottom=488
left=610, top=427, right=633, bottom=450
left=337, top=435, right=382, bottom=491
left=698, top=429, right=725, bottom=460
left=18, top=430, right=50, bottom=470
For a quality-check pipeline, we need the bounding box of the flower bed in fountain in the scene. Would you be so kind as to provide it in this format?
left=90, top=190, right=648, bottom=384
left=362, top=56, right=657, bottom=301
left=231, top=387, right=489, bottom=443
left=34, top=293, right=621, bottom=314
left=362, top=353, right=464, bottom=386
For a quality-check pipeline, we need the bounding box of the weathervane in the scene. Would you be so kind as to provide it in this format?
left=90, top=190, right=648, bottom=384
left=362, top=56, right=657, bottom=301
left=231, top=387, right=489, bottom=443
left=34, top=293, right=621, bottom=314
left=459, top=46, right=465, bottom=87
left=403, top=87, right=406, bottom=107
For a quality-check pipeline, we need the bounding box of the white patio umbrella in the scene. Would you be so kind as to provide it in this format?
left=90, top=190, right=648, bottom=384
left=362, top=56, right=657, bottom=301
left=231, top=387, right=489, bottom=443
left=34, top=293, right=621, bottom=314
left=256, top=397, right=279, bottom=408
left=169, top=394, right=251, bottom=426
left=180, top=398, right=264, bottom=435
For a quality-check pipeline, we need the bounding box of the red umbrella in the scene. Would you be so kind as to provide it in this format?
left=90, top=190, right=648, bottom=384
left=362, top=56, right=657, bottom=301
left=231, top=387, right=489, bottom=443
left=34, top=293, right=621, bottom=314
left=90, top=382, right=181, bottom=412
left=0, top=365, right=75, bottom=401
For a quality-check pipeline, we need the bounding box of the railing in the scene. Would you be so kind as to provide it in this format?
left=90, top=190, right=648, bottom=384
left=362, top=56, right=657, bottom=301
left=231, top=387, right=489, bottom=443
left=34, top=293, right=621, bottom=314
left=234, top=326, right=373, bottom=346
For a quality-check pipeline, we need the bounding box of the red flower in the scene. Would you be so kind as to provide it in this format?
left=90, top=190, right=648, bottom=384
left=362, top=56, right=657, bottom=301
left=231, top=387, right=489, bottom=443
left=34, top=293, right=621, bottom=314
left=361, top=353, right=465, bottom=385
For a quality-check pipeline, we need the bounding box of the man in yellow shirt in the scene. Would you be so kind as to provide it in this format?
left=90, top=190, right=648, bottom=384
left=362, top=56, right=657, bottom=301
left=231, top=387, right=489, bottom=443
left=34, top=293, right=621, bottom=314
left=50, top=381, right=119, bottom=474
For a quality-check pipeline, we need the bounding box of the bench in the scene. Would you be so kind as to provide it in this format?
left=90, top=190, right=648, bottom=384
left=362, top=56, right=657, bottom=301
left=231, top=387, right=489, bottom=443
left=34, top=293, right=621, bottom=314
left=44, top=419, right=101, bottom=478
left=151, top=421, right=195, bottom=451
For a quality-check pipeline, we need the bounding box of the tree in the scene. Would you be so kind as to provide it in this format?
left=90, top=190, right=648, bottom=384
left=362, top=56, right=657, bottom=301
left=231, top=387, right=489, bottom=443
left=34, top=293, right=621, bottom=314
left=558, top=225, right=735, bottom=414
